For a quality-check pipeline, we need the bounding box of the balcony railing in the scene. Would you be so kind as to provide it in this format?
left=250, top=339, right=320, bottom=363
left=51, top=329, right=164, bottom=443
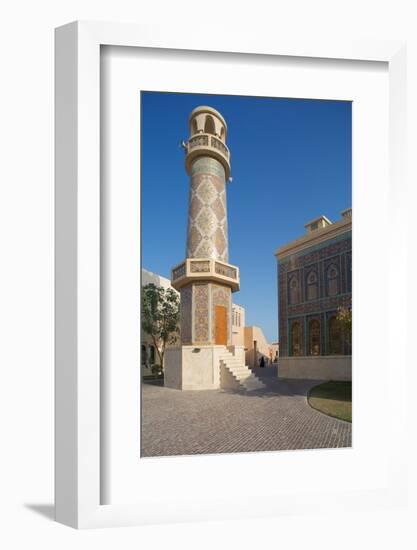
left=190, top=260, right=210, bottom=273
left=171, top=258, right=240, bottom=291
left=187, top=133, right=230, bottom=160
left=214, top=261, right=237, bottom=279
left=188, top=134, right=209, bottom=149
left=210, top=136, right=229, bottom=158
left=172, top=263, right=186, bottom=280
left=185, top=133, right=231, bottom=180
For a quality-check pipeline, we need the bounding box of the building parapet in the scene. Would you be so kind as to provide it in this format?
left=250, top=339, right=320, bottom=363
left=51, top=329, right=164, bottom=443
left=275, top=214, right=352, bottom=261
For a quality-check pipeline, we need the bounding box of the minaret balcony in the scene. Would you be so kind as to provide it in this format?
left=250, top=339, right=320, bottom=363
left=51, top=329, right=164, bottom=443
left=171, top=258, right=240, bottom=292
left=185, top=133, right=231, bottom=180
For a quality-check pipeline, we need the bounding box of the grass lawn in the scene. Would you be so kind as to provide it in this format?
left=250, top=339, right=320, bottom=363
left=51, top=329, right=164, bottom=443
left=308, top=381, right=352, bottom=423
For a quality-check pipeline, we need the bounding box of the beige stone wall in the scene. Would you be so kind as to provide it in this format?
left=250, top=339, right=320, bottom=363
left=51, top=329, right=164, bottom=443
left=220, top=363, right=241, bottom=391
left=142, top=268, right=173, bottom=290
left=141, top=268, right=179, bottom=374
left=227, top=345, right=246, bottom=364
left=278, top=356, right=352, bottom=381
left=270, top=343, right=279, bottom=362
left=163, top=347, right=183, bottom=389
left=164, top=345, right=224, bottom=390
left=244, top=326, right=273, bottom=367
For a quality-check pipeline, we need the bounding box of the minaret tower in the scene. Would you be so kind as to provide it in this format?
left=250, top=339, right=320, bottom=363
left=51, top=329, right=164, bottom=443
left=164, top=106, right=241, bottom=390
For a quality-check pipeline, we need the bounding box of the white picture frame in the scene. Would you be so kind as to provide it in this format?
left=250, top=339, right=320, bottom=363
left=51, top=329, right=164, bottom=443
left=55, top=21, right=407, bottom=529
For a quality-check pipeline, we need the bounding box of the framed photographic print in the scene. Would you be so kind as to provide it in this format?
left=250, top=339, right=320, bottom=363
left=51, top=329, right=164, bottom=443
left=55, top=21, right=407, bottom=528
left=139, top=92, right=353, bottom=457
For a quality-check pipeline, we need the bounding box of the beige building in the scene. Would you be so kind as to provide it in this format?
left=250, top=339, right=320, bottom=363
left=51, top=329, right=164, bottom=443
left=244, top=326, right=277, bottom=368
left=231, top=304, right=279, bottom=367
left=142, top=268, right=173, bottom=291
left=141, top=268, right=179, bottom=376
left=231, top=303, right=245, bottom=347
left=271, top=342, right=279, bottom=362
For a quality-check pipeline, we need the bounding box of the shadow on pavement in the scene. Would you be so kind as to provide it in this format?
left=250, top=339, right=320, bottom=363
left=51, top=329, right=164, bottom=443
left=141, top=366, right=328, bottom=399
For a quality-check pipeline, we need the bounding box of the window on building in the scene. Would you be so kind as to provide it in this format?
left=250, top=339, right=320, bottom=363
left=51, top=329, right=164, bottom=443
left=347, top=254, right=352, bottom=292
left=328, top=316, right=343, bottom=355
left=290, top=321, right=301, bottom=356
left=289, top=276, right=299, bottom=305
left=149, top=345, right=156, bottom=365
left=204, top=115, right=216, bottom=135
left=309, top=319, right=321, bottom=356
left=326, top=264, right=339, bottom=296
left=141, top=344, right=147, bottom=366
left=306, top=270, right=318, bottom=301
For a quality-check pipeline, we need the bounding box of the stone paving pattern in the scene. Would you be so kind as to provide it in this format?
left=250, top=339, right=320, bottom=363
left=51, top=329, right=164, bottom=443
left=141, top=367, right=352, bottom=457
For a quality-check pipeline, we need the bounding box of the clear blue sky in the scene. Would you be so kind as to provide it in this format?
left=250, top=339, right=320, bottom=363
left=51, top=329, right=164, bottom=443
left=141, top=92, right=351, bottom=342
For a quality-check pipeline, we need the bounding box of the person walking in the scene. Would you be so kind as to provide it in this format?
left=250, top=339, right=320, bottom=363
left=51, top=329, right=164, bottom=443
left=260, top=356, right=265, bottom=368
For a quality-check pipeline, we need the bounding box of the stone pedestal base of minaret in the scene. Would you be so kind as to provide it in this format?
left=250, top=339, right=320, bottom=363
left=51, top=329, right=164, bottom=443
left=164, top=345, right=227, bottom=391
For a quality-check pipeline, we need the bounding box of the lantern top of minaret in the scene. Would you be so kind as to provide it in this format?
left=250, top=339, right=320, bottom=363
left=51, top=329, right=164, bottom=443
left=185, top=105, right=231, bottom=180
left=188, top=105, right=228, bottom=140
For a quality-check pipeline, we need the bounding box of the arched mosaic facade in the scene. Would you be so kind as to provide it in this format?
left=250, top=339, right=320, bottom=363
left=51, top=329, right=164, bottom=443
left=278, top=226, right=352, bottom=357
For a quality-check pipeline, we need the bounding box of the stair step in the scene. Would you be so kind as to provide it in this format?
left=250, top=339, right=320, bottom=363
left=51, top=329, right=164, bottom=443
left=219, top=356, right=265, bottom=391
left=228, top=367, right=262, bottom=377
left=242, top=376, right=265, bottom=384
left=237, top=376, right=265, bottom=385
left=230, top=370, right=253, bottom=377
left=221, top=364, right=246, bottom=371
left=242, top=384, right=265, bottom=390
left=222, top=363, right=248, bottom=370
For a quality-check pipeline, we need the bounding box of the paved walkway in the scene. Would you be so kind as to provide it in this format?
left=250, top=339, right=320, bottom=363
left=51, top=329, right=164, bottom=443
left=141, top=366, right=352, bottom=457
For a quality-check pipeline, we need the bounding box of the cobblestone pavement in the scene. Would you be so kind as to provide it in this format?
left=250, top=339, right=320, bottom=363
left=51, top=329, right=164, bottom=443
left=141, top=366, right=352, bottom=457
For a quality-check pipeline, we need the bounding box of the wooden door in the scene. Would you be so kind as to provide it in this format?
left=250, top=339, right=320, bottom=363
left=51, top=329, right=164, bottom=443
left=215, top=305, right=227, bottom=345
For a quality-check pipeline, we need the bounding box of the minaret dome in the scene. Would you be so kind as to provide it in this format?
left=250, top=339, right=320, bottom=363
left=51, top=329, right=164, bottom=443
left=188, top=105, right=227, bottom=141
left=185, top=105, right=231, bottom=180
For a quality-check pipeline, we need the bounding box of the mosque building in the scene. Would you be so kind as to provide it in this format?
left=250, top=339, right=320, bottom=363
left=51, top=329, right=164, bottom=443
left=275, top=209, right=352, bottom=379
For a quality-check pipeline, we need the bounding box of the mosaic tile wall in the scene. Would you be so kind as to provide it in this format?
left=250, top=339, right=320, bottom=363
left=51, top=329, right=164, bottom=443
left=278, top=232, right=352, bottom=357
left=180, top=283, right=232, bottom=345
left=180, top=286, right=192, bottom=344
left=194, top=284, right=210, bottom=343
left=186, top=157, right=229, bottom=262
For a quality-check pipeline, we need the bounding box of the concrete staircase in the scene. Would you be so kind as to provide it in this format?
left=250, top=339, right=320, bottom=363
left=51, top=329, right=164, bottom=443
left=219, top=349, right=266, bottom=391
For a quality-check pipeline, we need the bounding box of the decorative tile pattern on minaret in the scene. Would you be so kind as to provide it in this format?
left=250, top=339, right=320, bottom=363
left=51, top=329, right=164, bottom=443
left=186, top=158, right=228, bottom=262
left=171, top=106, right=239, bottom=347
left=164, top=106, right=265, bottom=392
